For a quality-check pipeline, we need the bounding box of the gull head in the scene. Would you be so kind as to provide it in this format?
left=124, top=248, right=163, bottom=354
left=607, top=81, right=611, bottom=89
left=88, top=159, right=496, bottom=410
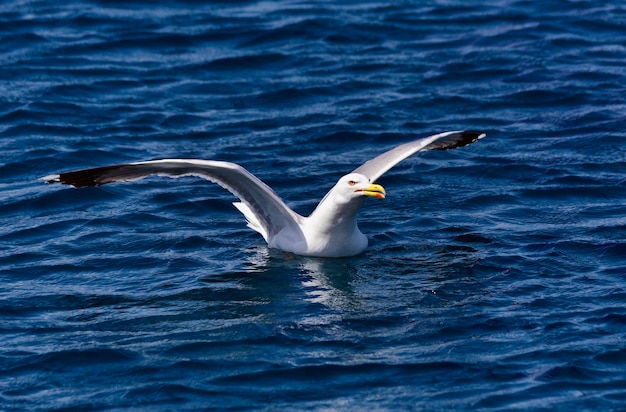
left=332, top=173, right=386, bottom=205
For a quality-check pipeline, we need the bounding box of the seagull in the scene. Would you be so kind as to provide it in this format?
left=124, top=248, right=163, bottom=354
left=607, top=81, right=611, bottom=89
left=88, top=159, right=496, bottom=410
left=43, top=130, right=485, bottom=257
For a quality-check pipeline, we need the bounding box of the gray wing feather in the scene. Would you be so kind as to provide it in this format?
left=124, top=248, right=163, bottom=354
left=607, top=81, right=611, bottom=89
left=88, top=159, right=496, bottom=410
left=352, top=130, right=486, bottom=182
left=44, top=159, right=303, bottom=239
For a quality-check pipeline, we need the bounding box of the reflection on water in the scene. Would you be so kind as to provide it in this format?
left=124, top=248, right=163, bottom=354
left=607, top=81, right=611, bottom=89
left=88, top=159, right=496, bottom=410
left=241, top=245, right=363, bottom=311
left=298, top=257, right=361, bottom=311
left=235, top=239, right=485, bottom=316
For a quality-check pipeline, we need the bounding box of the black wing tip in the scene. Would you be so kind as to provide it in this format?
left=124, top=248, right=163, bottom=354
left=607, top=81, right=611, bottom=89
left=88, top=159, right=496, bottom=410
left=47, top=170, right=101, bottom=187
left=429, top=130, right=486, bottom=151
left=461, top=130, right=487, bottom=142
left=41, top=165, right=128, bottom=187
left=59, top=172, right=102, bottom=187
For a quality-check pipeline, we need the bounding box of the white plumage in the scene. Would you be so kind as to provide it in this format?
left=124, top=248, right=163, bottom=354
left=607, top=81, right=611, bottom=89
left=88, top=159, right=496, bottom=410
left=43, top=130, right=485, bottom=257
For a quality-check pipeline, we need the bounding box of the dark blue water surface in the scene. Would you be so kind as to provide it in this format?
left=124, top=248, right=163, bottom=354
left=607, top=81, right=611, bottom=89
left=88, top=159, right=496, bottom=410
left=2, top=0, right=625, bottom=410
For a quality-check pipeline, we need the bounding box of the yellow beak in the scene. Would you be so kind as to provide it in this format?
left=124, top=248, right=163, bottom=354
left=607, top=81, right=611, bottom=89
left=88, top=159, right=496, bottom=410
left=356, top=183, right=386, bottom=199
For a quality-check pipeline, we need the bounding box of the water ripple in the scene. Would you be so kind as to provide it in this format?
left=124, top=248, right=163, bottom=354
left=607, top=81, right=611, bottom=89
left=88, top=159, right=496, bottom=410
left=1, top=0, right=625, bottom=410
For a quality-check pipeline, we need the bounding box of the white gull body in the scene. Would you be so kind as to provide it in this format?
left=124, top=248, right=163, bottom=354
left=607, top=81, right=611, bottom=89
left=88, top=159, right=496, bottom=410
left=43, top=130, right=485, bottom=257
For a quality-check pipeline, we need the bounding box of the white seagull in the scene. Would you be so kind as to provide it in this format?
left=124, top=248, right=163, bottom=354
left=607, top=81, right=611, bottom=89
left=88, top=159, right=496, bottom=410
left=43, top=130, right=485, bottom=257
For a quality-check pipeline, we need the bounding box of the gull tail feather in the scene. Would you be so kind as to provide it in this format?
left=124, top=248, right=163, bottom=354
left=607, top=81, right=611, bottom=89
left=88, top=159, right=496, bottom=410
left=233, top=202, right=269, bottom=242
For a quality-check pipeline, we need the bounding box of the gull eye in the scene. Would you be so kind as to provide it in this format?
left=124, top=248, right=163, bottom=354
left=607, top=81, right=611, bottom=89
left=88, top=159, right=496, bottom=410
left=348, top=180, right=357, bottom=186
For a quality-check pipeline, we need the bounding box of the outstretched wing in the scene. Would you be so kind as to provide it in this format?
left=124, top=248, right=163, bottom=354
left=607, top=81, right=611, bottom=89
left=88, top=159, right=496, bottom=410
left=352, top=130, right=486, bottom=182
left=43, top=159, right=303, bottom=242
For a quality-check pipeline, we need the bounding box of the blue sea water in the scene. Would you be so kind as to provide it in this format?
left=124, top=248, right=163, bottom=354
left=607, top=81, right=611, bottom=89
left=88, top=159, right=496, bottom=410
left=1, top=0, right=625, bottom=410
